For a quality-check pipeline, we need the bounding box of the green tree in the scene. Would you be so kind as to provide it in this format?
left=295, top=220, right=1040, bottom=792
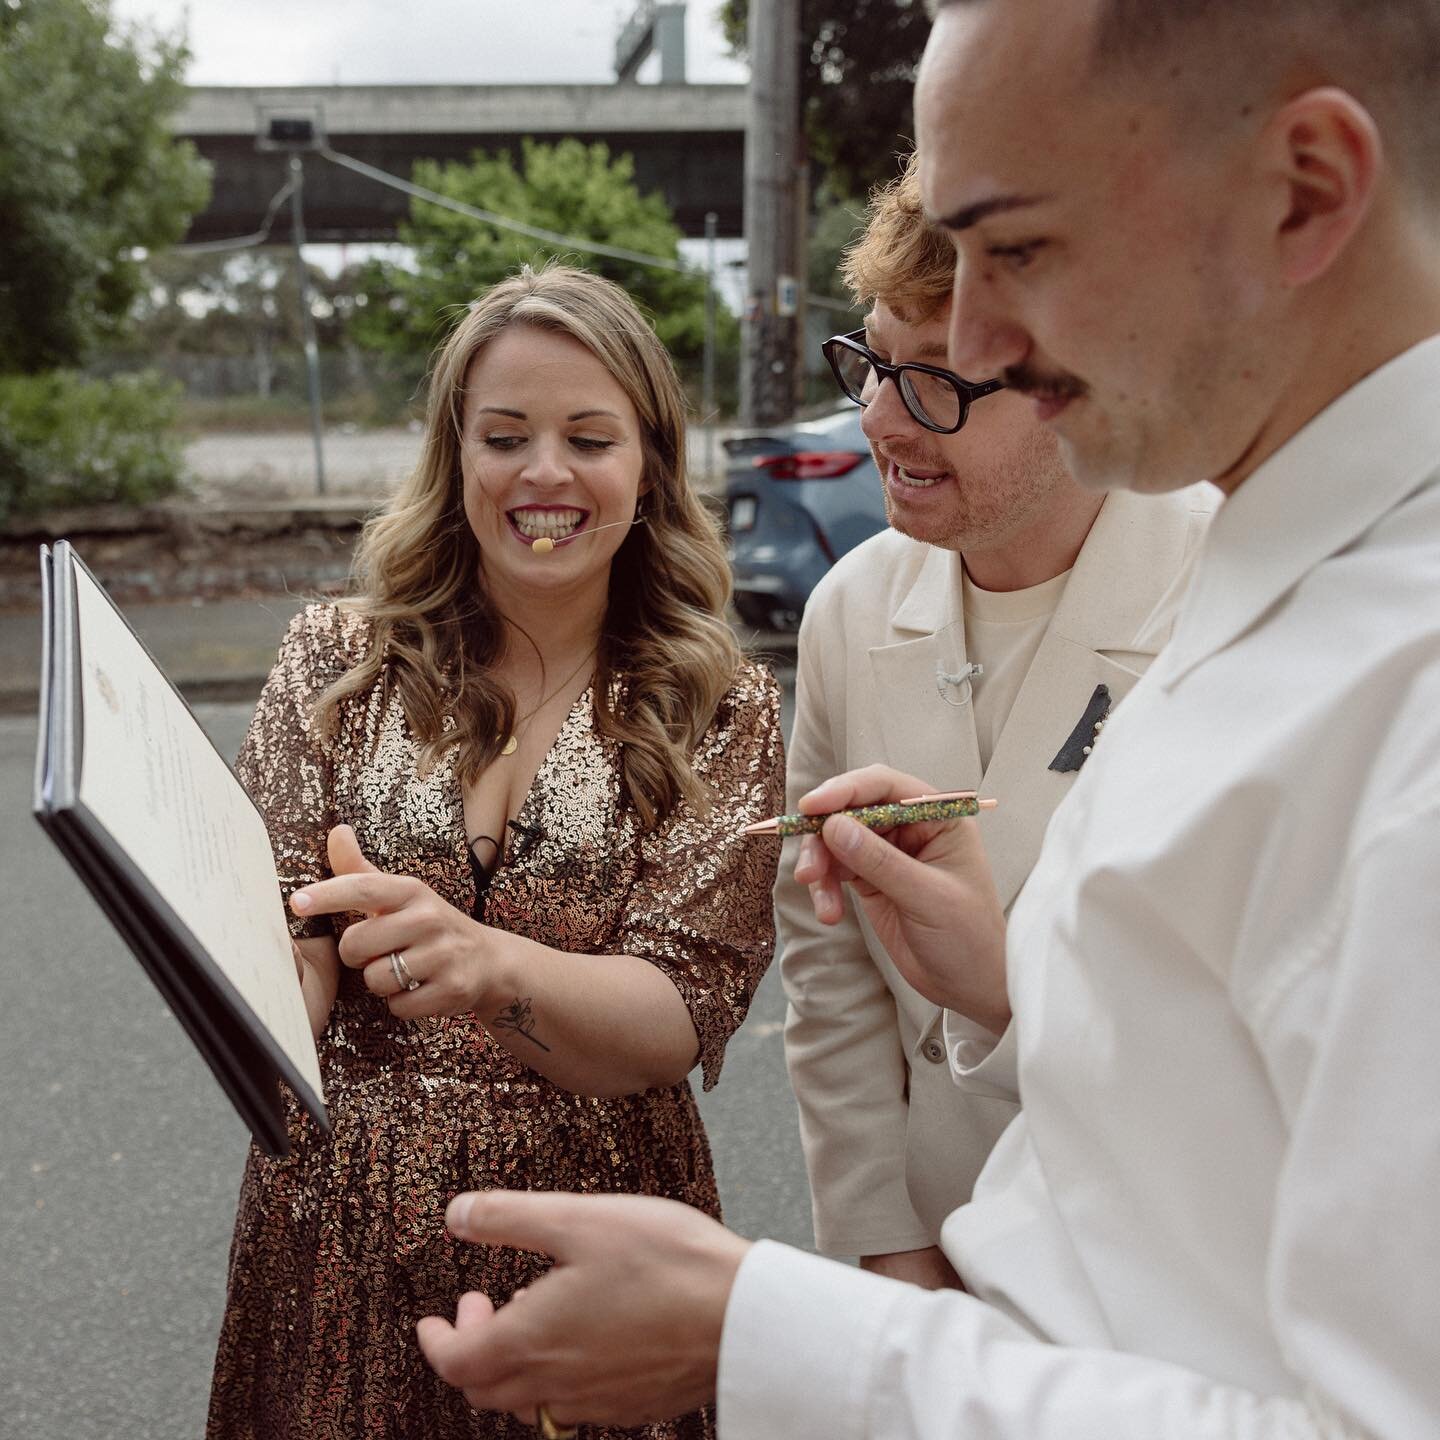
left=721, top=0, right=930, bottom=201
left=0, top=0, right=210, bottom=374
left=126, top=250, right=344, bottom=396
left=354, top=138, right=731, bottom=375
left=808, top=185, right=867, bottom=307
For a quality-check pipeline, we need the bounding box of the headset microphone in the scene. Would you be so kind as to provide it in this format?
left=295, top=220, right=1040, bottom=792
left=530, top=515, right=646, bottom=553
left=471, top=473, right=645, bottom=554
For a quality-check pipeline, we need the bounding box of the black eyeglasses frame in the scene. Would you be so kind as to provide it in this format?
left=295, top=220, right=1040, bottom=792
left=820, top=329, right=1006, bottom=434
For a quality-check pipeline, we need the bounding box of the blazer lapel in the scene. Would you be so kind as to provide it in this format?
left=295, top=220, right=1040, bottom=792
left=867, top=547, right=984, bottom=792
left=865, top=546, right=980, bottom=1054
left=979, top=490, right=1199, bottom=912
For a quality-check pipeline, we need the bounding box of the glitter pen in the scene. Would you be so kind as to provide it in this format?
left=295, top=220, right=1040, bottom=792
left=743, top=789, right=998, bottom=838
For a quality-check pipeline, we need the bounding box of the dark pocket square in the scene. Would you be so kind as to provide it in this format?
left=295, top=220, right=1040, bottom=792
left=1048, top=684, right=1112, bottom=773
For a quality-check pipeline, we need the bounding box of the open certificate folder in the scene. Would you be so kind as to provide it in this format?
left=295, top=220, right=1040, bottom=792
left=33, top=542, right=326, bottom=1156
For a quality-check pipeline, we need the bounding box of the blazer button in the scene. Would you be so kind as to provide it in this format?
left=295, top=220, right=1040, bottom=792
left=922, top=1039, right=946, bottom=1064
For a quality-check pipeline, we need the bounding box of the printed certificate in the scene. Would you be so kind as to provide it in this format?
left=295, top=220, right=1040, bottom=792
left=34, top=542, right=326, bottom=1155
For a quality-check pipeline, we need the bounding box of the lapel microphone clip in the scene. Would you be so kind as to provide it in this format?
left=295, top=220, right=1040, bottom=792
left=936, top=661, right=983, bottom=707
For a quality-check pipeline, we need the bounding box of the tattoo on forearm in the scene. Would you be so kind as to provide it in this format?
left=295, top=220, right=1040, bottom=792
left=492, top=996, right=551, bottom=1052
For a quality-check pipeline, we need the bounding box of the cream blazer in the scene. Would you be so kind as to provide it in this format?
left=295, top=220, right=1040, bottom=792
left=779, top=484, right=1216, bottom=1258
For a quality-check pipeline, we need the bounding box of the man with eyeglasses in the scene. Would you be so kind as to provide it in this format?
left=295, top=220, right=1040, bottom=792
left=778, top=151, right=1215, bottom=1293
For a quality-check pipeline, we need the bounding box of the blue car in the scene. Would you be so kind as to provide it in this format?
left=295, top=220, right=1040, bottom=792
left=724, top=407, right=887, bottom=631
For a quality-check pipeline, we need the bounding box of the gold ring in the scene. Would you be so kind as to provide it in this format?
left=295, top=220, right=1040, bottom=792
left=535, top=1403, right=578, bottom=1440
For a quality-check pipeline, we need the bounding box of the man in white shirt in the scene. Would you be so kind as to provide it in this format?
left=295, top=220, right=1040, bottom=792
left=782, top=155, right=1212, bottom=1288
left=417, top=2, right=1440, bottom=1436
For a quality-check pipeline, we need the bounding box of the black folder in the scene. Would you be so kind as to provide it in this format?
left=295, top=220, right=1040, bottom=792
left=33, top=542, right=328, bottom=1156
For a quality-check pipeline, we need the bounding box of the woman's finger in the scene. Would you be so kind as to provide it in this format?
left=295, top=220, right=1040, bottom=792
left=292, top=870, right=418, bottom=918
left=361, top=951, right=424, bottom=997
left=337, top=911, right=427, bottom=970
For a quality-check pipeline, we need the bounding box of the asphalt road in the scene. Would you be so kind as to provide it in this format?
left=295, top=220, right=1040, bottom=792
left=0, top=684, right=811, bottom=1439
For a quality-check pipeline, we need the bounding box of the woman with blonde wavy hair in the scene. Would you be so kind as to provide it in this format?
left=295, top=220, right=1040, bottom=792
left=207, top=264, right=785, bottom=1440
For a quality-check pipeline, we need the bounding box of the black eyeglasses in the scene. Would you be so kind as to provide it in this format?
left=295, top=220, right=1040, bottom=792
left=821, top=329, right=1006, bottom=434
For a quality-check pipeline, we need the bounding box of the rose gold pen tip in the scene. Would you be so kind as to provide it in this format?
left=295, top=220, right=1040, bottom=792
left=897, top=790, right=978, bottom=805
left=978, top=798, right=998, bottom=809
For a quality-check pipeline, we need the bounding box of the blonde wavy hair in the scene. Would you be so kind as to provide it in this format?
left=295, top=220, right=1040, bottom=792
left=318, top=263, right=741, bottom=830
left=840, top=151, right=956, bottom=322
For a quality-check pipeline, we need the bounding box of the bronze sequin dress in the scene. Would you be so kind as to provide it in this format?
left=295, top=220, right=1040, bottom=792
left=207, top=604, right=785, bottom=1440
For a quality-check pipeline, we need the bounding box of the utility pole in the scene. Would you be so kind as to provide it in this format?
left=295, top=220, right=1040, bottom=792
left=741, top=0, right=801, bottom=428
left=702, top=210, right=718, bottom=483
left=288, top=155, right=327, bottom=496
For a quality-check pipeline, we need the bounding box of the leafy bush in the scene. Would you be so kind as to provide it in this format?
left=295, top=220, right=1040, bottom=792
left=0, top=370, right=187, bottom=519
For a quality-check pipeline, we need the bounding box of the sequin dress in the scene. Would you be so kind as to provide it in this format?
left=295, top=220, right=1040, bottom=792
left=207, top=604, right=785, bottom=1440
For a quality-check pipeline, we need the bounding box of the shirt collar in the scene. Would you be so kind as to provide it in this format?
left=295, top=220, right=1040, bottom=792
left=1158, top=332, right=1440, bottom=688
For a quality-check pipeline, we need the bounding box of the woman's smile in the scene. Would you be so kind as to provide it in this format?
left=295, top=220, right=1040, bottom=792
left=506, top=505, right=590, bottom=546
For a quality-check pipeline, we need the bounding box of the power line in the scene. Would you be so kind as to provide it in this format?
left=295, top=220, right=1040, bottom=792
left=317, top=144, right=692, bottom=275
left=171, top=144, right=859, bottom=319
left=173, top=175, right=297, bottom=254
left=317, top=147, right=858, bottom=316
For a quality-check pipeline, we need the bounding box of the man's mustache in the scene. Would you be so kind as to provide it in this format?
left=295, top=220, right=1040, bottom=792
left=1003, top=363, right=1089, bottom=402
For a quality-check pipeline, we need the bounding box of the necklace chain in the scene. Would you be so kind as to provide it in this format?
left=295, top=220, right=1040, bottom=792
left=497, top=649, right=596, bottom=756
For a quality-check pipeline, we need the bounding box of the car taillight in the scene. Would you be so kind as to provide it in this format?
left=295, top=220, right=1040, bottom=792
left=754, top=451, right=865, bottom=480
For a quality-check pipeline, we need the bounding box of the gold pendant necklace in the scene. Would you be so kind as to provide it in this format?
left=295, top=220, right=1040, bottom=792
left=497, top=649, right=595, bottom=757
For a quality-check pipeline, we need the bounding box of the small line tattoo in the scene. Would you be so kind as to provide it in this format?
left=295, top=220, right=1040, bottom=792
left=492, top=996, right=551, bottom=1052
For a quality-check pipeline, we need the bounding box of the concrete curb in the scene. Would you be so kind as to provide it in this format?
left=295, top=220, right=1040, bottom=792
left=0, top=500, right=375, bottom=611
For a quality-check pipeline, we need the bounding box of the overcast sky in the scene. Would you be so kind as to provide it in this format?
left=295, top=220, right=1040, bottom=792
left=109, top=0, right=749, bottom=87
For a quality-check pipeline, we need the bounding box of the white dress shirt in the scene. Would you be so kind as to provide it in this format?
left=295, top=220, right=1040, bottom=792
left=719, top=334, right=1440, bottom=1438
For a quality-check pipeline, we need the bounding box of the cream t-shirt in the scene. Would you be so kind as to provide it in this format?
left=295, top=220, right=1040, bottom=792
left=963, top=566, right=1073, bottom=771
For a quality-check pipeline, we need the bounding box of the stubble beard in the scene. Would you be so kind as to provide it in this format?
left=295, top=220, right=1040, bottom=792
left=880, top=431, right=1070, bottom=553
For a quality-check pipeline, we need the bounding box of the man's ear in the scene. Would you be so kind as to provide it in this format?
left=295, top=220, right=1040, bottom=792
left=1261, top=86, right=1382, bottom=288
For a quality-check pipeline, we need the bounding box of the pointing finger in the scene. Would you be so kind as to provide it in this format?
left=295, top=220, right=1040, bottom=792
left=291, top=871, right=414, bottom=918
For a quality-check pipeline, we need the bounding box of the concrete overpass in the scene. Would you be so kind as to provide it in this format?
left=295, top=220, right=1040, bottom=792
left=176, top=84, right=747, bottom=245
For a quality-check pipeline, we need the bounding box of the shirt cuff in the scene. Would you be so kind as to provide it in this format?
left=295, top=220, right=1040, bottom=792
left=943, top=1009, right=1020, bottom=1100
left=718, top=1240, right=910, bottom=1440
